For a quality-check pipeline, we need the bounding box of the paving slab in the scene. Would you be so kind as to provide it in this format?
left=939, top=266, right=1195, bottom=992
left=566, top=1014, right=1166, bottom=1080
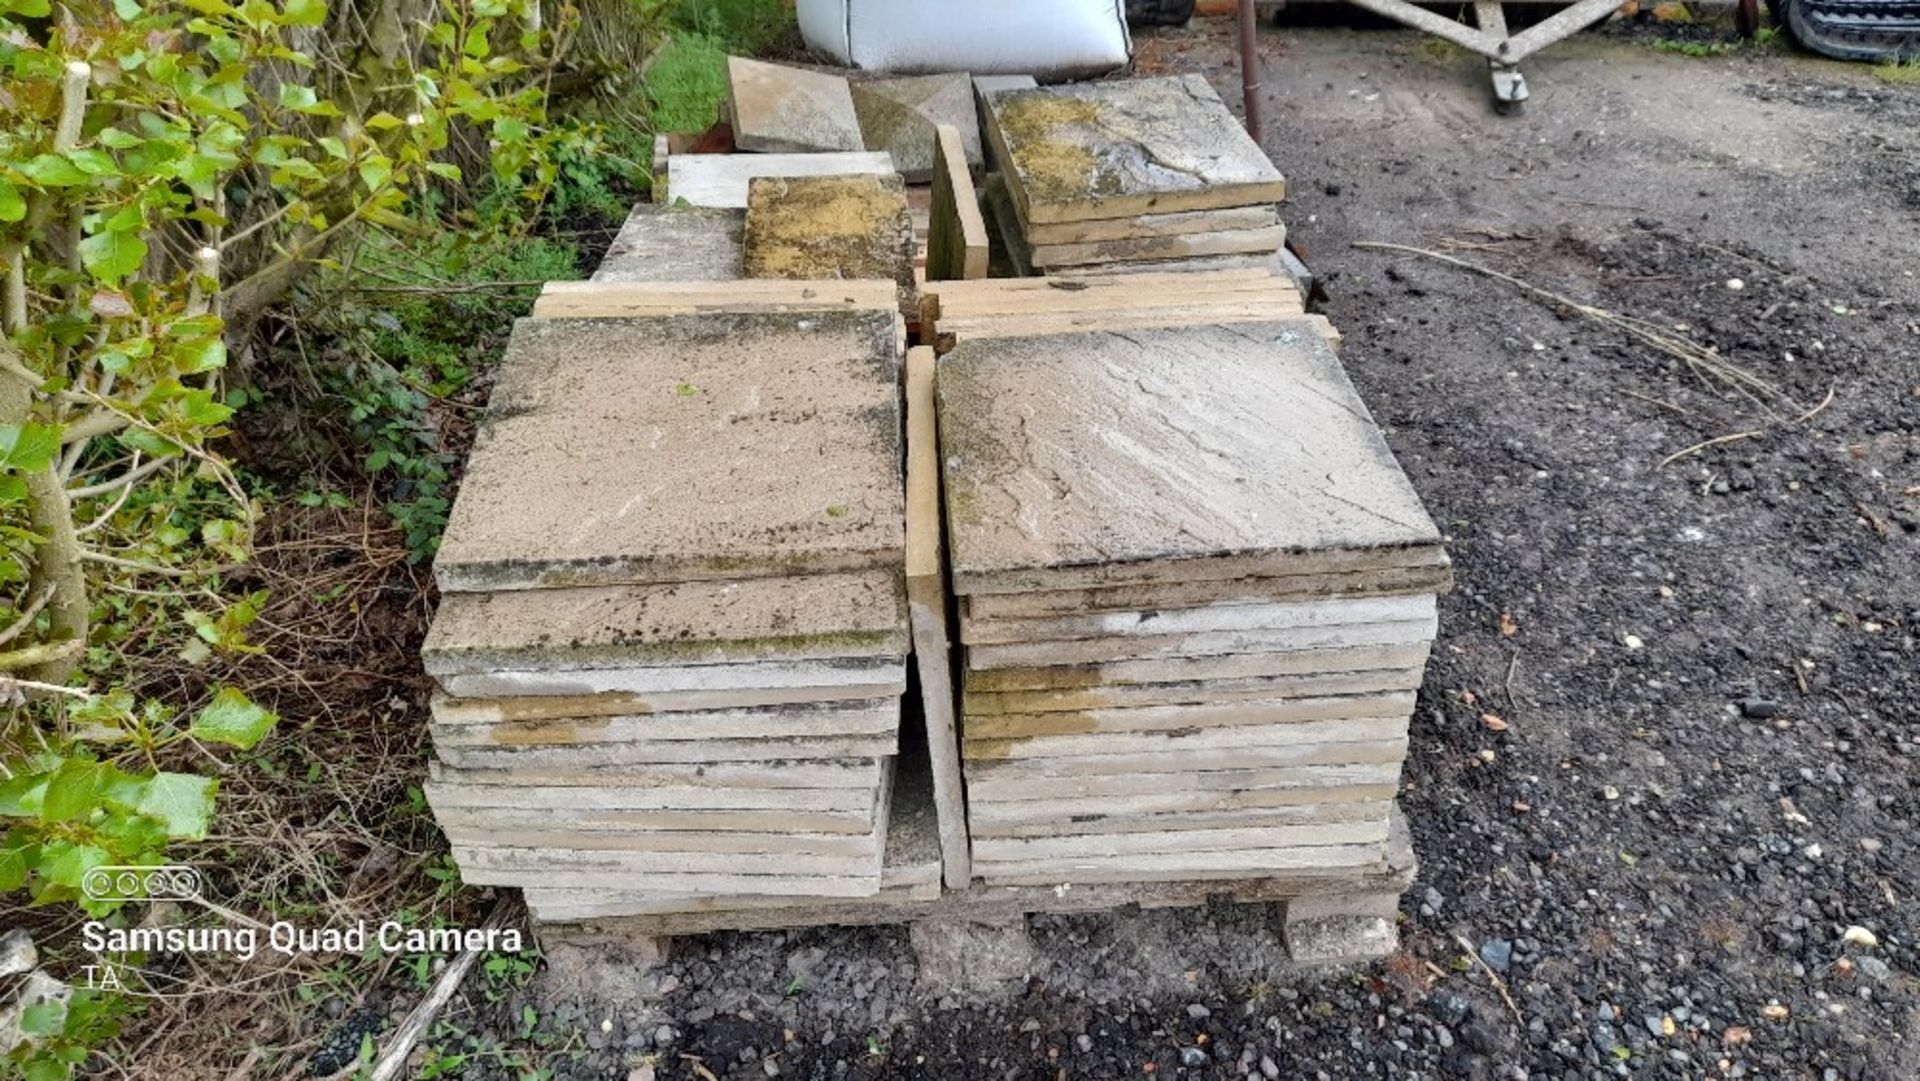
left=429, top=757, right=883, bottom=791
left=972, top=75, right=1038, bottom=171
left=961, top=690, right=1417, bottom=741
left=457, top=862, right=882, bottom=897
left=431, top=698, right=900, bottom=742
left=1029, top=224, right=1287, bottom=269
left=962, top=735, right=1408, bottom=779
left=959, top=594, right=1433, bottom=647
left=971, top=799, right=1394, bottom=840
left=926, top=125, right=988, bottom=282
left=937, top=322, right=1441, bottom=593
left=964, top=761, right=1403, bottom=806
left=425, top=781, right=876, bottom=814
left=972, top=819, right=1390, bottom=863
left=965, top=716, right=1411, bottom=764
left=423, top=571, right=907, bottom=675
left=1022, top=204, right=1280, bottom=247
left=742, top=175, right=913, bottom=299
left=982, top=75, right=1287, bottom=225
left=962, top=614, right=1438, bottom=671
left=453, top=844, right=880, bottom=879
left=533, top=279, right=899, bottom=320
left=434, top=311, right=903, bottom=592
left=431, top=684, right=905, bottom=724
left=665, top=151, right=896, bottom=209
left=431, top=733, right=897, bottom=770
left=964, top=669, right=1426, bottom=719
left=432, top=803, right=876, bottom=836
left=436, top=824, right=878, bottom=859
left=962, top=641, right=1433, bottom=693
left=728, top=56, right=864, bottom=153
left=591, top=205, right=743, bottom=283
left=961, top=564, right=1453, bottom=620
left=851, top=73, right=980, bottom=182
left=439, top=656, right=904, bottom=700
left=972, top=843, right=1387, bottom=888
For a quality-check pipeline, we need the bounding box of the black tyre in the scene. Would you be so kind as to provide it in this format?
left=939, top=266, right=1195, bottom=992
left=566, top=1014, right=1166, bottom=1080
left=1777, top=0, right=1920, bottom=61
left=1127, top=0, right=1198, bottom=27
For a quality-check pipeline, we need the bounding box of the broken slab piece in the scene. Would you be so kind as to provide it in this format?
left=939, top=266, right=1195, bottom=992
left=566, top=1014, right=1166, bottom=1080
left=926, top=125, right=988, bottom=282
left=936, top=322, right=1440, bottom=594
left=743, top=174, right=913, bottom=299
left=591, top=205, right=743, bottom=283
left=728, top=56, right=864, bottom=153
left=904, top=345, right=971, bottom=890
left=665, top=151, right=895, bottom=209
left=852, top=72, right=980, bottom=182
left=434, top=311, right=903, bottom=592
left=983, top=74, right=1287, bottom=225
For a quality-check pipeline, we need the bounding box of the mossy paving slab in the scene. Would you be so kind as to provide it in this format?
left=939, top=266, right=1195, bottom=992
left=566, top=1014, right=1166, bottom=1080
left=423, top=570, right=907, bottom=676
left=982, top=75, right=1287, bottom=226
left=434, top=311, right=903, bottom=592
left=743, top=175, right=914, bottom=305
left=936, top=322, right=1440, bottom=593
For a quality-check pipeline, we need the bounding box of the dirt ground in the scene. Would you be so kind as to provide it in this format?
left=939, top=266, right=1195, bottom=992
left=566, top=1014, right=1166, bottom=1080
left=413, top=23, right=1919, bottom=1081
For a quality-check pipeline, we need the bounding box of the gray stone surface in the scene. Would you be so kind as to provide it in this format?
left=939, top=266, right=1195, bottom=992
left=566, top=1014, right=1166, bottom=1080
left=665, top=151, right=897, bottom=209
left=432, top=802, right=875, bottom=836
left=961, top=613, right=1438, bottom=671
left=960, top=593, right=1432, bottom=646
left=434, top=311, right=903, bottom=592
left=430, top=681, right=906, bottom=723
left=591, top=205, right=743, bottom=283
left=431, top=733, right=897, bottom=770
left=960, top=563, right=1453, bottom=620
left=423, top=571, right=907, bottom=675
left=909, top=918, right=1036, bottom=993
left=851, top=73, right=980, bottom=182
left=972, top=799, right=1394, bottom=840
left=983, top=75, right=1287, bottom=225
left=964, top=668, right=1426, bottom=718
left=439, top=657, right=904, bottom=700
left=431, top=698, right=900, bottom=742
left=937, top=322, right=1440, bottom=593
left=429, top=756, right=883, bottom=790
left=974, top=844, right=1387, bottom=888
left=728, top=56, right=864, bottom=153
left=1282, top=913, right=1399, bottom=965
left=962, top=736, right=1408, bottom=780
left=964, top=713, right=1409, bottom=762
left=972, top=819, right=1389, bottom=863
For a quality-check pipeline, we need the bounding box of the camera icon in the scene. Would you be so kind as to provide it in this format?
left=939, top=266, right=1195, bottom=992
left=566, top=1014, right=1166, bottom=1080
left=80, top=865, right=203, bottom=903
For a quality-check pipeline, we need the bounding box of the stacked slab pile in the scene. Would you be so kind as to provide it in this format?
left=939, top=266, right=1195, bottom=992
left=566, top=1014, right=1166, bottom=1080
left=937, top=320, right=1449, bottom=888
left=979, top=75, right=1289, bottom=273
left=423, top=308, right=913, bottom=916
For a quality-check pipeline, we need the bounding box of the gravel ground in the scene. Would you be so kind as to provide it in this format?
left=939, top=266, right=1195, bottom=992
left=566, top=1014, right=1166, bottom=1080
left=403, top=24, right=1919, bottom=1081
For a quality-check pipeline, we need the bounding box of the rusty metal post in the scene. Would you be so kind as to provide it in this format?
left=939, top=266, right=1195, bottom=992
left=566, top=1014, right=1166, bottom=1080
left=1239, top=0, right=1262, bottom=143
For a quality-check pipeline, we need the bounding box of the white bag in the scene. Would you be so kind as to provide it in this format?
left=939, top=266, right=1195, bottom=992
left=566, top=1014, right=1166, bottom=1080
left=796, top=0, right=1131, bottom=79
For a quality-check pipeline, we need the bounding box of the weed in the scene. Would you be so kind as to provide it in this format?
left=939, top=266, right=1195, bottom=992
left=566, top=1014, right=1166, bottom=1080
left=667, top=0, right=791, bottom=53
left=644, top=32, right=732, bottom=136
left=1877, top=57, right=1920, bottom=85
left=1651, top=37, right=1737, bottom=57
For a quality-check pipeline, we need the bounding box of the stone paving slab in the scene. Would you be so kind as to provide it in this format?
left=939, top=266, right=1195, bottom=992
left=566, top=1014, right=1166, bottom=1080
left=454, top=844, right=880, bottom=879
left=964, top=669, right=1426, bottom=719
left=456, top=861, right=882, bottom=897
left=970, top=799, right=1393, bottom=840
left=964, top=761, right=1403, bottom=806
left=439, top=657, right=905, bottom=700
left=742, top=175, right=913, bottom=296
left=960, top=564, right=1453, bottom=621
left=851, top=73, right=980, bottom=182
left=962, top=614, right=1438, bottom=671
left=437, top=823, right=878, bottom=858
left=961, top=641, right=1433, bottom=693
left=430, top=698, right=900, bottom=741
left=431, top=803, right=876, bottom=836
left=428, top=757, right=883, bottom=791
left=425, top=781, right=876, bottom=814
left=591, top=205, right=742, bottom=283
left=964, top=716, right=1411, bottom=764
left=962, top=735, right=1408, bottom=779
left=434, top=311, right=903, bottom=592
left=665, top=151, right=896, bottom=209
left=982, top=75, right=1287, bottom=225
left=959, top=594, right=1432, bottom=647
left=431, top=733, right=897, bottom=771
left=972, top=819, right=1390, bottom=863
left=423, top=571, right=907, bottom=676
left=961, top=690, right=1416, bottom=740
left=728, top=56, right=864, bottom=153
left=1022, top=204, right=1280, bottom=247
left=431, top=684, right=906, bottom=723
left=1029, top=224, right=1287, bottom=270
left=937, top=322, right=1440, bottom=593
left=972, top=844, right=1387, bottom=888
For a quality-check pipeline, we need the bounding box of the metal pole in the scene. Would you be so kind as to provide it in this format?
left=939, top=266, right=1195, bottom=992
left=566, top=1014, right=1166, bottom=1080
left=1239, top=0, right=1262, bottom=143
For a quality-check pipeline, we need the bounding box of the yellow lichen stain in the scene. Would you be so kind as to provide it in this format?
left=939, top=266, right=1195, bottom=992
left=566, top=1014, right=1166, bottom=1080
left=745, top=176, right=910, bottom=282
left=995, top=96, right=1115, bottom=204
left=488, top=717, right=613, bottom=746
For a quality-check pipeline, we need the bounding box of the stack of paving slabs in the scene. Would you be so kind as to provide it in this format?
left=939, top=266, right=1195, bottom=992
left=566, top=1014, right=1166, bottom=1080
left=980, top=75, right=1289, bottom=272
left=937, top=321, right=1450, bottom=888
left=423, top=308, right=911, bottom=914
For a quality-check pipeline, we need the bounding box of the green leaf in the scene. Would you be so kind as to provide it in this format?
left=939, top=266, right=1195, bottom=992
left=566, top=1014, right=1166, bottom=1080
left=35, top=840, right=109, bottom=891
left=282, top=0, right=326, bottom=25
left=0, top=774, right=48, bottom=817
left=20, top=999, right=68, bottom=1037
left=20, top=154, right=88, bottom=186
left=0, top=423, right=62, bottom=472
left=138, top=772, right=217, bottom=840
left=189, top=687, right=276, bottom=749
left=358, top=156, right=391, bottom=192
left=8, top=0, right=53, bottom=18
left=278, top=84, right=318, bottom=110
left=39, top=759, right=103, bottom=824
left=66, top=148, right=119, bottom=176
left=79, top=229, right=148, bottom=286
left=0, top=181, right=23, bottom=223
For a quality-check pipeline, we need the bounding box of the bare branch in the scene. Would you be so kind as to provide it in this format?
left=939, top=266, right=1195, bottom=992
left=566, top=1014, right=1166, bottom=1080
left=69, top=452, right=170, bottom=501
left=0, top=639, right=83, bottom=674
left=0, top=585, right=57, bottom=649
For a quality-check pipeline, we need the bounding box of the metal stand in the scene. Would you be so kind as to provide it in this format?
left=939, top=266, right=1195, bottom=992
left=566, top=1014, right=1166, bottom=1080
left=1270, top=0, right=1624, bottom=111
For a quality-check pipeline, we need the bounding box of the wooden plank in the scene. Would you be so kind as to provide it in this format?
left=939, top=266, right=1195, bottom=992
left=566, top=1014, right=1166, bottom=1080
left=926, top=125, right=988, bottom=282
left=666, top=151, right=895, bottom=209
left=532, top=279, right=897, bottom=319
left=1029, top=224, right=1288, bottom=270
left=904, top=344, right=972, bottom=889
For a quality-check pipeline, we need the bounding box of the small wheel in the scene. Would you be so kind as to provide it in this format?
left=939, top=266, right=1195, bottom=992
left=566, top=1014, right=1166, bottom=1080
left=1493, top=96, right=1526, bottom=116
